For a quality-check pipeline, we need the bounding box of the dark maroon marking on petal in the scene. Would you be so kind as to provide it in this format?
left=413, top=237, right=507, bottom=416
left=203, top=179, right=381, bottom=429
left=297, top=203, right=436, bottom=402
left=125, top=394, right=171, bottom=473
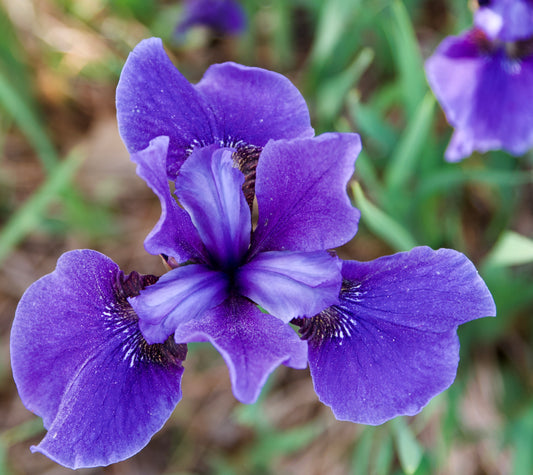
left=293, top=280, right=361, bottom=342
left=232, top=144, right=262, bottom=209
left=112, top=271, right=187, bottom=367
left=507, top=37, right=533, bottom=59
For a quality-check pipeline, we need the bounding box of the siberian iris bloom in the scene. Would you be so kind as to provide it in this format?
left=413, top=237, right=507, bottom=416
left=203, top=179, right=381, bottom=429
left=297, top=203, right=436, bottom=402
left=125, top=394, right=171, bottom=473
left=116, top=37, right=313, bottom=181
left=10, top=130, right=496, bottom=468
left=425, top=0, right=533, bottom=161
left=10, top=38, right=496, bottom=469
left=175, top=0, right=246, bottom=36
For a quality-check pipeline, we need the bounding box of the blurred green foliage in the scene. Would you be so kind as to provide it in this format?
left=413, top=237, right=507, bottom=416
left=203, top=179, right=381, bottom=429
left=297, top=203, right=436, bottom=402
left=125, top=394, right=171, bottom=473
left=1, top=0, right=532, bottom=474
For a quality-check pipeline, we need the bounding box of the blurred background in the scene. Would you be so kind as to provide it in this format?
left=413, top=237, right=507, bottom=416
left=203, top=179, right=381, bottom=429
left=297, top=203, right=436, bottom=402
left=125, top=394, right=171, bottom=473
left=1, top=0, right=532, bottom=473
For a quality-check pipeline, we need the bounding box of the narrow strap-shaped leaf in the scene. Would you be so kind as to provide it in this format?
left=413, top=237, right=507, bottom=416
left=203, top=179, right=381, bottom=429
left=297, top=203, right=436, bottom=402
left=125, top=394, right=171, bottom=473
left=0, top=73, right=58, bottom=172
left=0, top=151, right=83, bottom=264
left=351, top=182, right=418, bottom=252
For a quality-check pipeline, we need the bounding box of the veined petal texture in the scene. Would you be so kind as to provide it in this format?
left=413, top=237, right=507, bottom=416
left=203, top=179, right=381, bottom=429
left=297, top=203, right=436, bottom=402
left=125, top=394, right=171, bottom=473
left=173, top=297, right=308, bottom=404
left=251, top=133, right=361, bottom=254
left=116, top=38, right=313, bottom=178
left=175, top=146, right=251, bottom=268
left=116, top=37, right=216, bottom=176
left=298, top=247, right=496, bottom=424
left=195, top=62, right=313, bottom=147
left=130, top=264, right=229, bottom=344
left=10, top=250, right=186, bottom=469
left=237, top=250, right=342, bottom=322
left=131, top=136, right=205, bottom=261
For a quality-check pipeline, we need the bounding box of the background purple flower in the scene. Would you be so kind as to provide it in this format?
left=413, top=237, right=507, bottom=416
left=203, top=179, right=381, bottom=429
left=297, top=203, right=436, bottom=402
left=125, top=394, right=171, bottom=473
left=425, top=27, right=533, bottom=161
left=474, top=0, right=533, bottom=41
left=175, top=0, right=246, bottom=36
left=116, top=37, right=313, bottom=179
left=10, top=250, right=187, bottom=469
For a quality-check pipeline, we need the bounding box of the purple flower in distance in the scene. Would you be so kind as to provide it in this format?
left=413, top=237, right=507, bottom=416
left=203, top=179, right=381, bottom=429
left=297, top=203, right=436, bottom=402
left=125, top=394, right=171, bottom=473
left=475, top=0, right=533, bottom=41
left=293, top=247, right=496, bottom=424
left=129, top=131, right=361, bottom=403
left=11, top=250, right=187, bottom=468
left=426, top=0, right=533, bottom=161
left=116, top=37, right=313, bottom=180
left=175, top=0, right=246, bottom=36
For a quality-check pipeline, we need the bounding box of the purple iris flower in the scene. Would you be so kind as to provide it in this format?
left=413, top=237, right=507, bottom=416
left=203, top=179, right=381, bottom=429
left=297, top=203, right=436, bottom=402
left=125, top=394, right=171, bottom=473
left=10, top=38, right=496, bottom=469
left=175, top=0, right=246, bottom=36
left=425, top=0, right=533, bottom=161
left=116, top=37, right=313, bottom=180
left=475, top=0, right=533, bottom=41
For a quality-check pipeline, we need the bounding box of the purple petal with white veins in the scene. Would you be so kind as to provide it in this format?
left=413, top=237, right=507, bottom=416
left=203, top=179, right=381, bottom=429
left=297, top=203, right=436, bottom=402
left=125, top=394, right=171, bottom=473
left=475, top=0, right=533, bottom=41
left=196, top=62, right=314, bottom=148
left=116, top=37, right=217, bottom=178
left=175, top=146, right=250, bottom=268
left=298, top=247, right=495, bottom=424
left=425, top=30, right=533, bottom=161
left=10, top=250, right=186, bottom=469
left=173, top=297, right=308, bottom=403
left=131, top=136, right=205, bottom=261
left=251, top=133, right=361, bottom=254
left=130, top=264, right=229, bottom=344
left=237, top=250, right=342, bottom=322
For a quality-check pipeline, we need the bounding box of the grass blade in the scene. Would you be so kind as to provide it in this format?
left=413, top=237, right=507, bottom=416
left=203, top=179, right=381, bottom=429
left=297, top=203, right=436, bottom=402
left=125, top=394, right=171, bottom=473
left=0, top=73, right=58, bottom=172
left=351, top=182, right=418, bottom=252
left=0, top=150, right=83, bottom=263
left=384, top=92, right=436, bottom=191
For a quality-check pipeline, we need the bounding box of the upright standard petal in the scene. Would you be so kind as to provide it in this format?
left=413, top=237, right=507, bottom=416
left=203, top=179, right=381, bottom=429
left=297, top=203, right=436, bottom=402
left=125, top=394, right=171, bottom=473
left=237, top=250, right=342, bottom=322
left=196, top=62, right=314, bottom=147
left=130, top=263, right=229, bottom=344
left=131, top=136, right=205, bottom=261
left=116, top=37, right=217, bottom=177
left=11, top=250, right=186, bottom=469
left=175, top=146, right=251, bottom=268
left=425, top=30, right=533, bottom=161
left=117, top=39, right=314, bottom=179
left=173, top=297, right=308, bottom=404
left=296, top=247, right=496, bottom=424
left=251, top=133, right=361, bottom=254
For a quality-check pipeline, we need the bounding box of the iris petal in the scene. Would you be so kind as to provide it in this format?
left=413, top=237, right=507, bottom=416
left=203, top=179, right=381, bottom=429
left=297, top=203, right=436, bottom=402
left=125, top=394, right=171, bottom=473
left=175, top=0, right=246, bottom=35
left=475, top=0, right=533, bottom=41
left=175, top=146, right=251, bottom=268
left=116, top=37, right=217, bottom=178
left=237, top=250, right=342, bottom=322
left=130, top=263, right=229, bottom=344
left=425, top=30, right=533, bottom=161
left=251, top=133, right=361, bottom=254
left=196, top=62, right=314, bottom=148
left=298, top=247, right=496, bottom=424
left=173, top=297, right=308, bottom=404
left=131, top=136, right=206, bottom=261
left=10, top=250, right=186, bottom=469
